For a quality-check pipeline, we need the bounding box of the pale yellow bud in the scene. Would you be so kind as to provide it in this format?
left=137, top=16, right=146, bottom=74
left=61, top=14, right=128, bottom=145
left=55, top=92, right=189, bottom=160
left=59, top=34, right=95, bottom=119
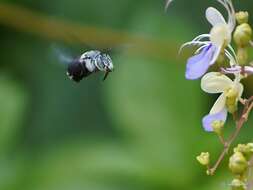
left=234, top=144, right=253, bottom=155
left=206, top=169, right=211, bottom=176
left=236, top=11, right=249, bottom=24
left=231, top=179, right=246, bottom=190
left=237, top=47, right=248, bottom=65
left=229, top=152, right=248, bottom=175
left=234, top=144, right=249, bottom=153
left=211, top=120, right=224, bottom=135
left=233, top=23, right=252, bottom=47
left=246, top=143, right=253, bottom=152
left=225, top=87, right=239, bottom=114
left=196, top=152, right=210, bottom=166
left=234, top=143, right=253, bottom=160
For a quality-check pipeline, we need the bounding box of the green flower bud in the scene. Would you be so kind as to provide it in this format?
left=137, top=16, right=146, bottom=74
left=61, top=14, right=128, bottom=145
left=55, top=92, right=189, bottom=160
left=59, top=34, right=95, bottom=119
left=233, top=23, right=252, bottom=47
left=211, top=120, right=224, bottom=135
left=229, top=152, right=248, bottom=175
left=196, top=152, right=210, bottom=166
left=237, top=47, right=248, bottom=66
left=234, top=143, right=253, bottom=155
left=231, top=179, right=246, bottom=190
left=246, top=143, right=253, bottom=152
left=206, top=169, right=211, bottom=176
left=234, top=144, right=253, bottom=158
left=236, top=11, right=249, bottom=24
left=234, top=144, right=249, bottom=153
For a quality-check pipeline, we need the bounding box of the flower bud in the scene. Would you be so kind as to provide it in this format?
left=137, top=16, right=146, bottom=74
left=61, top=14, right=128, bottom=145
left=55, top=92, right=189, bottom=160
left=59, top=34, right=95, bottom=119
left=237, top=47, right=248, bottom=66
left=233, top=23, right=252, bottom=47
left=231, top=179, right=246, bottom=190
left=229, top=152, right=248, bottom=175
left=234, top=144, right=253, bottom=158
left=225, top=88, right=239, bottom=114
left=196, top=152, right=210, bottom=166
left=211, top=120, right=224, bottom=135
left=234, top=144, right=248, bottom=153
left=206, top=169, right=211, bottom=176
left=236, top=11, right=249, bottom=24
left=246, top=143, right=253, bottom=152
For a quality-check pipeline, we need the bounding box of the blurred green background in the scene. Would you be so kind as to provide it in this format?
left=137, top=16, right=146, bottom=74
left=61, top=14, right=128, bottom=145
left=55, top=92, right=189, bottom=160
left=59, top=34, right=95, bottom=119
left=0, top=0, right=253, bottom=190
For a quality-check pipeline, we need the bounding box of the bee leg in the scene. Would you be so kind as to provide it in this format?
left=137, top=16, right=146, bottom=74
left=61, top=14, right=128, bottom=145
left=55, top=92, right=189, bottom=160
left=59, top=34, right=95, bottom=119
left=103, top=71, right=110, bottom=81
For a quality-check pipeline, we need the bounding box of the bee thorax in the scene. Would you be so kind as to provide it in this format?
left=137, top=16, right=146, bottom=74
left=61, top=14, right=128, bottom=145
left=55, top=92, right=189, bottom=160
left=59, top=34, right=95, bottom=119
left=84, top=58, right=96, bottom=72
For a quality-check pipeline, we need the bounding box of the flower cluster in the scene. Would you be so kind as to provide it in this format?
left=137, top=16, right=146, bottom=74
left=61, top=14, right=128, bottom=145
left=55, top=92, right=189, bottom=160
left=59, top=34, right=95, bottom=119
left=181, top=0, right=252, bottom=133
left=178, top=0, right=253, bottom=188
left=229, top=143, right=253, bottom=190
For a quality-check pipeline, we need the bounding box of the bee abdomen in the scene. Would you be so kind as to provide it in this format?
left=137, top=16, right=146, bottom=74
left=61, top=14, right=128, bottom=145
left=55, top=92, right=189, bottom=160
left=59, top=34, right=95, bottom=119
left=67, top=60, right=91, bottom=82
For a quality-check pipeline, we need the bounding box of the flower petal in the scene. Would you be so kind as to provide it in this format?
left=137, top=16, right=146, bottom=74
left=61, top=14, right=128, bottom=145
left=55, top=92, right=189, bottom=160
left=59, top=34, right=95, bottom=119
left=210, top=24, right=231, bottom=47
left=185, top=45, right=216, bottom=80
left=201, top=72, right=232, bottom=93
left=202, top=108, right=227, bottom=132
left=245, top=66, right=253, bottom=75
left=210, top=93, right=226, bottom=114
left=216, top=0, right=236, bottom=31
left=206, top=7, right=226, bottom=26
left=165, top=0, right=173, bottom=10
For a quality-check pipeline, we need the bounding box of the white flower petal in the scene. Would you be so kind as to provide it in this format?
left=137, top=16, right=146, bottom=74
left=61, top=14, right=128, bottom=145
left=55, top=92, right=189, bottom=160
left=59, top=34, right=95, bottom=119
left=201, top=72, right=233, bottom=93
left=216, top=0, right=236, bottom=31
left=210, top=23, right=231, bottom=47
left=210, top=93, right=226, bottom=114
left=165, top=0, right=173, bottom=11
left=206, top=7, right=226, bottom=26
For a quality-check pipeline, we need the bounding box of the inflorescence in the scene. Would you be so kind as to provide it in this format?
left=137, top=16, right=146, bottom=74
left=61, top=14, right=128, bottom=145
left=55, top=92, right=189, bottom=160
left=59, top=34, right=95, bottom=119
left=168, top=0, right=253, bottom=189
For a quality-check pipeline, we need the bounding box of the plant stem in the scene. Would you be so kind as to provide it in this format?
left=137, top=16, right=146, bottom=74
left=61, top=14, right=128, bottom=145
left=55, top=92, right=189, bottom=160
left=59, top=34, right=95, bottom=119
left=247, top=156, right=253, bottom=190
left=208, top=97, right=253, bottom=175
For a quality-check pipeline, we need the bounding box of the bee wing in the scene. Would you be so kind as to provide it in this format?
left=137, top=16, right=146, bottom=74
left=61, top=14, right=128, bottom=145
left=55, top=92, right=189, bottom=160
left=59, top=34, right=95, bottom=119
left=50, top=44, right=76, bottom=66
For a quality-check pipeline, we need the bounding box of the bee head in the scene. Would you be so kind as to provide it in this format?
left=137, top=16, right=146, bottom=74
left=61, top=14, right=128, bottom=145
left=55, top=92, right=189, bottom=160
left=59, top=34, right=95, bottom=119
left=100, top=53, right=114, bottom=81
left=101, top=53, right=114, bottom=71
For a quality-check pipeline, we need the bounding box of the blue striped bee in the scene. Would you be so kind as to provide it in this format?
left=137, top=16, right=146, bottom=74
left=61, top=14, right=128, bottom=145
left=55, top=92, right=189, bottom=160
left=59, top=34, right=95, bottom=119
left=67, top=50, right=114, bottom=82
left=66, top=50, right=114, bottom=82
left=53, top=46, right=114, bottom=82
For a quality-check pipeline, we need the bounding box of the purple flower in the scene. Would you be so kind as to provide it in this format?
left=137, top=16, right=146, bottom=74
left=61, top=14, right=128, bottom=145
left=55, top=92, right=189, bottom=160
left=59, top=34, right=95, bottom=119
left=202, top=109, right=227, bottom=132
left=181, top=0, right=236, bottom=80
left=185, top=44, right=219, bottom=80
left=201, top=72, right=244, bottom=132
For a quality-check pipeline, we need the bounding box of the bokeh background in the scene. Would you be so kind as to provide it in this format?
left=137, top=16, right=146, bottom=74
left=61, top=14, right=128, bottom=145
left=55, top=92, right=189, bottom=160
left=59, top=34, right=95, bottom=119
left=0, top=0, right=253, bottom=190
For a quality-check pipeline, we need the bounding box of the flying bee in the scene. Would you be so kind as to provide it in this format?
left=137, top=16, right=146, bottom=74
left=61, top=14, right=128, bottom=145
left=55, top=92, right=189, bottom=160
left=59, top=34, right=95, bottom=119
left=53, top=46, right=114, bottom=82
left=66, top=50, right=114, bottom=82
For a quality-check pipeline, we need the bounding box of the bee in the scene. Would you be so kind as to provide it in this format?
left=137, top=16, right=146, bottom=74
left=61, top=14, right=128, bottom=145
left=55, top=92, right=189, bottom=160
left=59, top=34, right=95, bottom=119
left=53, top=46, right=114, bottom=82
left=67, top=50, right=114, bottom=82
